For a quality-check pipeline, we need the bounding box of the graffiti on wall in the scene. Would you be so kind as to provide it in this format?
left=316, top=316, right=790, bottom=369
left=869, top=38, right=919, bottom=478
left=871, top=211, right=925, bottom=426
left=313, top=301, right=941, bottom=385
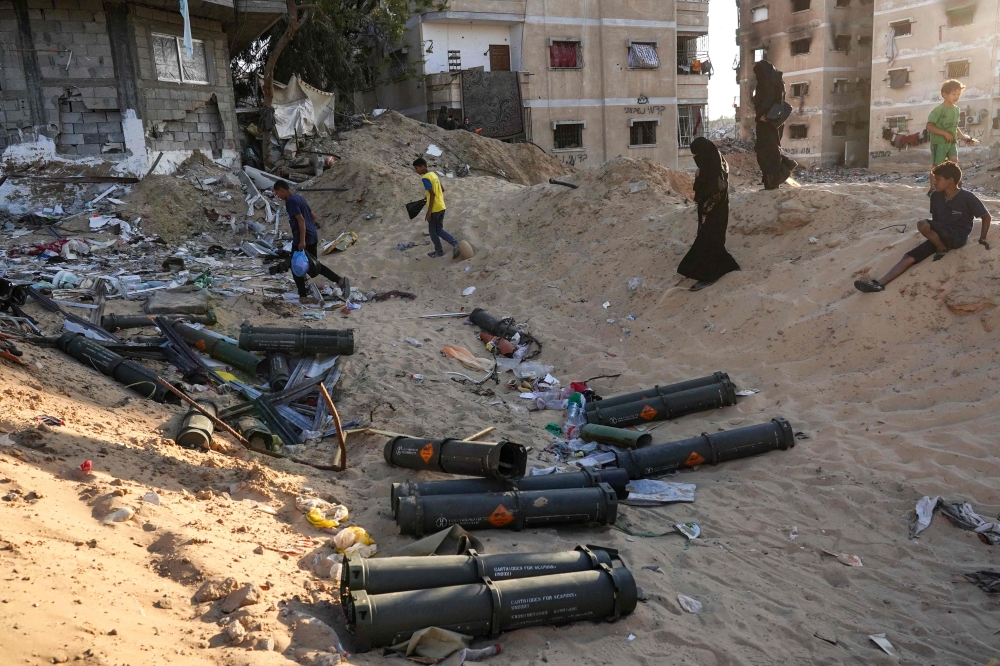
left=624, top=105, right=666, bottom=115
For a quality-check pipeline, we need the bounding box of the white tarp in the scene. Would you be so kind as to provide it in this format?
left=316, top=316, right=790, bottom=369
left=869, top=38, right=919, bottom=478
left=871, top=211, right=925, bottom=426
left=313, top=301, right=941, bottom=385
left=263, top=75, right=336, bottom=139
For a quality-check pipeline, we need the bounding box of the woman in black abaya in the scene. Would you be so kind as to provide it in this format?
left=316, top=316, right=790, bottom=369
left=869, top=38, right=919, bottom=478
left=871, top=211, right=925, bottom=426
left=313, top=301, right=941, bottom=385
left=677, top=137, right=741, bottom=291
left=753, top=60, right=796, bottom=190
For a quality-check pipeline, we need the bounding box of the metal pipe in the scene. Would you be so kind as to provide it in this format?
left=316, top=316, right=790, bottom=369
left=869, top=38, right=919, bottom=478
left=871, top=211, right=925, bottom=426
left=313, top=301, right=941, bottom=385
left=100, top=312, right=217, bottom=331
left=238, top=324, right=354, bottom=355
left=581, top=423, right=651, bottom=449
left=383, top=437, right=527, bottom=480
left=614, top=418, right=795, bottom=479
left=175, top=400, right=217, bottom=449
left=390, top=468, right=630, bottom=518
left=585, top=372, right=731, bottom=412
left=350, top=565, right=636, bottom=651
left=395, top=483, right=618, bottom=536
left=341, top=546, right=615, bottom=614
left=548, top=178, right=579, bottom=189
left=319, top=383, right=347, bottom=472
left=585, top=379, right=737, bottom=428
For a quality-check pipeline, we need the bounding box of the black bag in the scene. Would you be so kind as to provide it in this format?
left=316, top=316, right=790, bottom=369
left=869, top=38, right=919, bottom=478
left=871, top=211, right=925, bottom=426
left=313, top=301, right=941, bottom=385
left=766, top=69, right=792, bottom=127
left=405, top=199, right=426, bottom=220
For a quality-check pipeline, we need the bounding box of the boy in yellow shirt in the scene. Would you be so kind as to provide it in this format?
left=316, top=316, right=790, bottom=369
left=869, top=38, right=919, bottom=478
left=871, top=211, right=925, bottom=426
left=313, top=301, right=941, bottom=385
left=413, top=158, right=460, bottom=258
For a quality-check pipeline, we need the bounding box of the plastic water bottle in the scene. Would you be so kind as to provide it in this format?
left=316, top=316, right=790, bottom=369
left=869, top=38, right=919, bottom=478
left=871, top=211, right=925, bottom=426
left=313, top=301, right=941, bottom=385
left=563, top=401, right=586, bottom=439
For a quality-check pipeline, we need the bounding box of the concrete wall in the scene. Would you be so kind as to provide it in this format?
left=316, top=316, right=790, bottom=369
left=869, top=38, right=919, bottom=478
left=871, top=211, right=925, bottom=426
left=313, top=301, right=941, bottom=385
left=868, top=0, right=1000, bottom=168
left=421, top=22, right=517, bottom=74
left=736, top=0, right=873, bottom=167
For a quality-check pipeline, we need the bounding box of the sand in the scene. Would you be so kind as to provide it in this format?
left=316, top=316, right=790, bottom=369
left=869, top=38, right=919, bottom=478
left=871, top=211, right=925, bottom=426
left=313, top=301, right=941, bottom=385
left=2, top=115, right=1000, bottom=666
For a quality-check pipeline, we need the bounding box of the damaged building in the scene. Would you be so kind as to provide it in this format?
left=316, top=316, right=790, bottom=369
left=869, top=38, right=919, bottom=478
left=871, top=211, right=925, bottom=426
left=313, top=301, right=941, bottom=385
left=357, top=0, right=711, bottom=170
left=735, top=0, right=874, bottom=166
left=868, top=0, right=1000, bottom=168
left=0, top=0, right=284, bottom=175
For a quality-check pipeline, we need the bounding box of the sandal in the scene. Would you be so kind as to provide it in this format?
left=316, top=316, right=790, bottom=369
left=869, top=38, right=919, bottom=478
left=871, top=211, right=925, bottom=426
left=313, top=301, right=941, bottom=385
left=854, top=278, right=884, bottom=293
left=933, top=250, right=948, bottom=261
left=690, top=280, right=717, bottom=291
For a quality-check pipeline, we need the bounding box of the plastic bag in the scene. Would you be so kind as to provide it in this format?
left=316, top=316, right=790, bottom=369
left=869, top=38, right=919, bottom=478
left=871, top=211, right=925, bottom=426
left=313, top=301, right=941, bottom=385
left=440, top=346, right=495, bottom=372
left=334, top=526, right=377, bottom=558
left=291, top=250, right=310, bottom=277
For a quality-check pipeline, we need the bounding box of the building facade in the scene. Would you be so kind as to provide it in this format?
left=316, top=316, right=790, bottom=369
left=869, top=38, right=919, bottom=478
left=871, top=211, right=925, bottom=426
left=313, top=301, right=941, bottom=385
left=0, top=0, right=283, bottom=174
left=867, top=0, right=1000, bottom=168
left=361, top=0, right=711, bottom=169
left=735, top=0, right=874, bottom=167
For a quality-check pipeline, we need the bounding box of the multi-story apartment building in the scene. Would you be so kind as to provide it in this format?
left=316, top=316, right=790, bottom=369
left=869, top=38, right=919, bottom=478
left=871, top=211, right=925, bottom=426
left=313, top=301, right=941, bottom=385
left=868, top=0, right=1000, bottom=168
left=361, top=0, right=711, bottom=169
left=735, top=0, right=874, bottom=167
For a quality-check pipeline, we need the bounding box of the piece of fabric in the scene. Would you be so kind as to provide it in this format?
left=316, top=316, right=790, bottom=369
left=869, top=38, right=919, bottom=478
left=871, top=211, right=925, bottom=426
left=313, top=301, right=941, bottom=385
left=882, top=127, right=894, bottom=141
left=909, top=496, right=1000, bottom=545
left=965, top=570, right=1000, bottom=593
left=389, top=627, right=472, bottom=661
left=394, top=525, right=484, bottom=556
left=143, top=287, right=210, bottom=315
left=628, top=43, right=659, bottom=69
left=179, top=0, right=193, bottom=58
left=265, top=75, right=336, bottom=138
left=893, top=133, right=905, bottom=149
left=889, top=68, right=909, bottom=88
left=677, top=195, right=741, bottom=282
left=885, top=27, right=898, bottom=65
left=422, top=171, right=447, bottom=213
left=284, top=194, right=318, bottom=246
left=930, top=189, right=989, bottom=238
left=752, top=60, right=780, bottom=117
left=931, top=141, right=958, bottom=165
left=293, top=243, right=343, bottom=297
left=550, top=42, right=578, bottom=68
left=428, top=211, right=457, bottom=254
left=928, top=104, right=960, bottom=144
left=755, top=120, right=792, bottom=188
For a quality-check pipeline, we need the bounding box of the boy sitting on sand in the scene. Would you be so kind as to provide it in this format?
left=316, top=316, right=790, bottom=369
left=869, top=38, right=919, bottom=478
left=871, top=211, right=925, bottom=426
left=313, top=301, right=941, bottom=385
left=855, top=162, right=990, bottom=293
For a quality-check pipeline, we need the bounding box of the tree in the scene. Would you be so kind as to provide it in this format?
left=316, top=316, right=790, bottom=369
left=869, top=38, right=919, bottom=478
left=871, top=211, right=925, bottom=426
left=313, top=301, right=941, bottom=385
left=259, top=0, right=312, bottom=167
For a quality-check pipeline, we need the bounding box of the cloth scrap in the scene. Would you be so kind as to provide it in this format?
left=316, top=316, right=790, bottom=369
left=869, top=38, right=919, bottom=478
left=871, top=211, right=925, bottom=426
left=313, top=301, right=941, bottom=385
left=622, top=480, right=696, bottom=506
left=909, top=496, right=1000, bottom=545
left=394, top=525, right=484, bottom=557
left=964, top=570, right=1000, bottom=593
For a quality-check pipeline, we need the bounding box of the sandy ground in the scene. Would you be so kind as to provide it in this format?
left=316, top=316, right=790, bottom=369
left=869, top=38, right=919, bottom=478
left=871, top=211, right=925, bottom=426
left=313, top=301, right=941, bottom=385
left=2, top=114, right=1000, bottom=666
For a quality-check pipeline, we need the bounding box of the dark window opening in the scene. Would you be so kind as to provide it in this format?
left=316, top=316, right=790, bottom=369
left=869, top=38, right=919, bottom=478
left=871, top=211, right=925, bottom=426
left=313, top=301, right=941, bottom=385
left=791, top=38, right=811, bottom=55
left=833, top=79, right=849, bottom=94
left=890, top=20, right=912, bottom=36
left=832, top=120, right=848, bottom=136
left=947, top=60, right=970, bottom=78
left=858, top=35, right=873, bottom=46
left=836, top=0, right=850, bottom=6
left=792, top=0, right=810, bottom=11
left=629, top=121, right=657, bottom=146
left=550, top=41, right=581, bottom=68
left=888, top=68, right=910, bottom=88
left=789, top=124, right=808, bottom=139
left=834, top=35, right=851, bottom=52
left=790, top=82, right=809, bottom=97
left=388, top=50, right=408, bottom=79
left=553, top=123, right=583, bottom=149
left=947, top=6, right=975, bottom=26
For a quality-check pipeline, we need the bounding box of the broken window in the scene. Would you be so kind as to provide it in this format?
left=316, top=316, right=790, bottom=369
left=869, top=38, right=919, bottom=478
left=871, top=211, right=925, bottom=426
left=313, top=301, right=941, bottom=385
left=388, top=49, right=408, bottom=79
left=789, top=124, right=808, bottom=139
left=751, top=5, right=769, bottom=21
left=791, top=38, right=811, bottom=56
left=947, top=6, right=975, bottom=26
left=153, top=33, right=208, bottom=84
left=947, top=60, right=970, bottom=78
left=888, top=68, right=910, bottom=88
left=553, top=122, right=583, bottom=149
left=792, top=0, right=810, bottom=11
left=550, top=41, right=581, bottom=68
left=834, top=35, right=851, bottom=52
left=628, top=43, right=659, bottom=69
left=885, top=116, right=908, bottom=132
left=629, top=120, right=657, bottom=146
left=833, top=78, right=849, bottom=94
left=858, top=35, right=873, bottom=46
left=448, top=50, right=461, bottom=72
left=677, top=104, right=705, bottom=147
left=832, top=120, right=848, bottom=136
left=754, top=47, right=767, bottom=62
left=889, top=19, right=912, bottom=36
left=790, top=82, right=809, bottom=97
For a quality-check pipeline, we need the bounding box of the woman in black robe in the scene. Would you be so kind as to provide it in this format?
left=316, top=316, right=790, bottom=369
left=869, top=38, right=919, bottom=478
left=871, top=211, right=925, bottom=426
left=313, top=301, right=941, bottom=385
left=752, top=60, right=796, bottom=190
left=677, top=137, right=741, bottom=291
left=436, top=106, right=448, bottom=129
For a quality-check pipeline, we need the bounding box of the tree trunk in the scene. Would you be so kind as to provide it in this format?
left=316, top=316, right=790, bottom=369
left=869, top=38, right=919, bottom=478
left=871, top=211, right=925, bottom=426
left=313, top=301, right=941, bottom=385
left=261, top=0, right=310, bottom=169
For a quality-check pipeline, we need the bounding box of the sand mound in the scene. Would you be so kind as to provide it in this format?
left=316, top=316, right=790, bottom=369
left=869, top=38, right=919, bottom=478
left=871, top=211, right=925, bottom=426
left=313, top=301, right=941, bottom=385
left=565, top=156, right=695, bottom=200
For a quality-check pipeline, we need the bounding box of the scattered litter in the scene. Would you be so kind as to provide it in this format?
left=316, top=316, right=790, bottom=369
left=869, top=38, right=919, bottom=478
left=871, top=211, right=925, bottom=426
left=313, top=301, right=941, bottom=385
left=627, top=633, right=636, bottom=641
left=405, top=337, right=423, bottom=347
left=462, top=286, right=476, bottom=296
left=868, top=633, right=896, bottom=657
left=101, top=507, right=135, bottom=524
left=622, top=480, right=696, bottom=506
left=964, top=570, right=1000, bottom=593
left=441, top=346, right=495, bottom=372
left=602, top=301, right=611, bottom=309
left=909, top=496, right=1000, bottom=545
left=789, top=526, right=798, bottom=541
left=333, top=525, right=377, bottom=558
left=735, top=388, right=759, bottom=396
left=426, top=144, right=443, bottom=157
left=677, top=594, right=702, bottom=613
left=409, top=373, right=425, bottom=382
left=674, top=522, right=701, bottom=541
left=821, top=550, right=862, bottom=567
left=641, top=565, right=662, bottom=573
left=34, top=415, right=65, bottom=426
left=627, top=277, right=642, bottom=291
left=809, top=237, right=819, bottom=244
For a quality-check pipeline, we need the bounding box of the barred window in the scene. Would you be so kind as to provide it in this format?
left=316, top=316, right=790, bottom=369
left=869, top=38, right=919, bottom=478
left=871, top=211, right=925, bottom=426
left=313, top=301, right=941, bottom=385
left=553, top=122, right=583, bottom=149
left=677, top=105, right=705, bottom=147
left=947, top=60, right=970, bottom=78
left=885, top=116, right=908, bottom=132
left=791, top=38, right=811, bottom=56
left=448, top=50, right=461, bottom=72
left=789, top=124, right=808, bottom=139
left=790, top=82, right=809, bottom=97
left=550, top=41, right=581, bottom=68
left=629, top=121, right=657, bottom=146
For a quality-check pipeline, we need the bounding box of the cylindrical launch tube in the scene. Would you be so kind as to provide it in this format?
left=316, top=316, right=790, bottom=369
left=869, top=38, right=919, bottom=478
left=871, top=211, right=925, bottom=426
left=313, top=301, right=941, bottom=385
left=383, top=437, right=527, bottom=480
left=175, top=400, right=217, bottom=449
left=580, top=424, right=651, bottom=449
left=614, top=418, right=795, bottom=479
left=174, top=323, right=263, bottom=375
left=585, top=380, right=737, bottom=428
left=585, top=372, right=730, bottom=412
left=238, top=324, right=354, bottom=355
left=267, top=353, right=290, bottom=391
left=100, top=312, right=217, bottom=331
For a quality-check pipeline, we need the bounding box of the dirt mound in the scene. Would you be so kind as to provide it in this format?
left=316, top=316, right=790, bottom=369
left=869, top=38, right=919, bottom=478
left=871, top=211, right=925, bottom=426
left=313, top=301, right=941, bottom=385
left=565, top=156, right=695, bottom=201
left=723, top=152, right=762, bottom=190
left=332, top=111, right=572, bottom=187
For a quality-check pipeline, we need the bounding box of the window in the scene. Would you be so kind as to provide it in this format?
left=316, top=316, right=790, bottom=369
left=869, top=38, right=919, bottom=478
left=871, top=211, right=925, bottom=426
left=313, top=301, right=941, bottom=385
left=791, top=0, right=810, bottom=11
left=677, top=34, right=708, bottom=74
left=553, top=122, right=583, bottom=149
left=629, top=120, right=657, bottom=146
left=388, top=49, right=408, bottom=79
left=890, top=19, right=912, bottom=36
left=448, top=50, right=461, bottom=72
left=833, top=78, right=849, bottom=94
left=751, top=5, right=769, bottom=21
left=888, top=68, right=909, bottom=88
left=791, top=38, right=811, bottom=55
left=677, top=104, right=705, bottom=147
left=550, top=41, right=581, bottom=68
left=947, top=6, right=975, bottom=26
left=834, top=35, right=851, bottom=52
left=947, top=60, right=970, bottom=78
left=152, top=34, right=208, bottom=84
left=832, top=120, right=848, bottom=136
left=790, top=82, right=809, bottom=97
left=858, top=35, right=872, bottom=46
left=628, top=42, right=660, bottom=69
left=754, top=47, right=767, bottom=62
left=836, top=0, right=850, bottom=6
left=885, top=116, right=909, bottom=132
left=789, top=124, right=808, bottom=139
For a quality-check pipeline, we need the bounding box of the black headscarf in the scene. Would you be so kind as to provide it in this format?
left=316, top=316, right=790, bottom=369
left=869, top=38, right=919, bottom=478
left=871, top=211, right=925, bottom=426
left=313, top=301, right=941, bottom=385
left=436, top=106, right=448, bottom=128
left=752, top=60, right=779, bottom=114
left=691, top=137, right=728, bottom=202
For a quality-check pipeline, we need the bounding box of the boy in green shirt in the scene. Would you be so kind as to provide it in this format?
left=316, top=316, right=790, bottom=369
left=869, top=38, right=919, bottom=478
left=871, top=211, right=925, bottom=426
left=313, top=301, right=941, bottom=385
left=927, top=79, right=979, bottom=168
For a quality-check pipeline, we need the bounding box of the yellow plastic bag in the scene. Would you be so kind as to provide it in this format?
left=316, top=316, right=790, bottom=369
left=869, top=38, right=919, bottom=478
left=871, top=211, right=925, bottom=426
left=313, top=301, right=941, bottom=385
left=334, top=526, right=377, bottom=558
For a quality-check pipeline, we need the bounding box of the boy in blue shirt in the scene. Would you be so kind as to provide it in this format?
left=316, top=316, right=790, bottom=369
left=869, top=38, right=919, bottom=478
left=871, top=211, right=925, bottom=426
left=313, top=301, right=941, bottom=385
left=273, top=181, right=350, bottom=304
left=855, top=162, right=990, bottom=293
